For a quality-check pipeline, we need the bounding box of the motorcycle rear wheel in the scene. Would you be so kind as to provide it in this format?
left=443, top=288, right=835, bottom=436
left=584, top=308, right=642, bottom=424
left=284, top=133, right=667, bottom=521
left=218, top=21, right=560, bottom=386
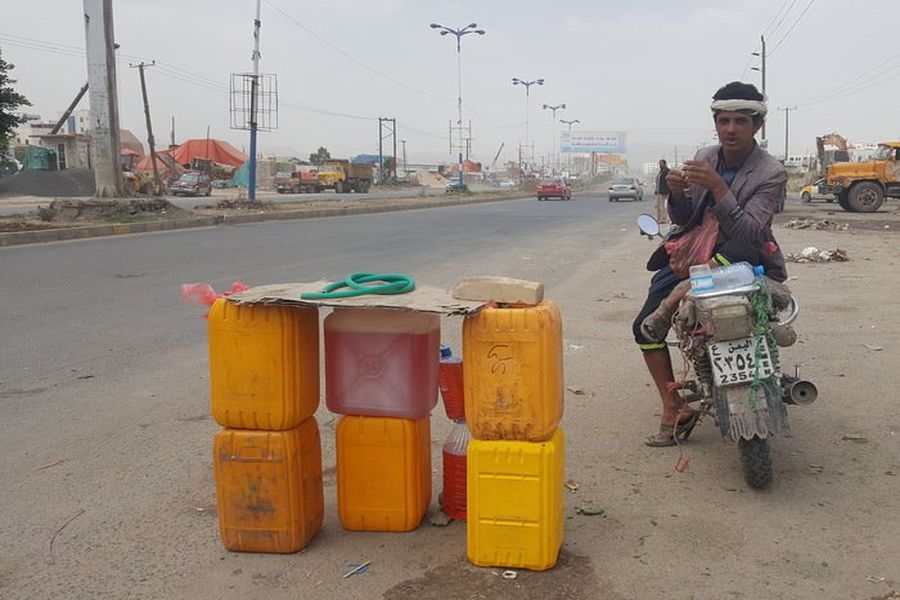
left=738, top=436, right=773, bottom=489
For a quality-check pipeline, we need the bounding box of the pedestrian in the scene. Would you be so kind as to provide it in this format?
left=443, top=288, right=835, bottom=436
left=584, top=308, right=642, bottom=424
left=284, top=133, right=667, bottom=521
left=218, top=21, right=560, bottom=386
left=654, top=159, right=670, bottom=223
left=631, top=81, right=788, bottom=447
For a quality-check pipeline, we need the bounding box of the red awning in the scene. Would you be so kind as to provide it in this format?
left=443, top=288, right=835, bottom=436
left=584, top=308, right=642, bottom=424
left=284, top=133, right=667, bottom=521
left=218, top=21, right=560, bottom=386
left=168, top=139, right=247, bottom=168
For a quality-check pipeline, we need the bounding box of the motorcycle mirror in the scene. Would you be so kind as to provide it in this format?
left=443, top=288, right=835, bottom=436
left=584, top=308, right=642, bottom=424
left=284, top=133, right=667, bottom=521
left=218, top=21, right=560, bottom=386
left=637, top=214, right=661, bottom=238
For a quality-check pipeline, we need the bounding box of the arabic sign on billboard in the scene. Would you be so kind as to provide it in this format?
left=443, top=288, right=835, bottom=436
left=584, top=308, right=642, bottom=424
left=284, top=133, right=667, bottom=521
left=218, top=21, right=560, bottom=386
left=560, top=131, right=626, bottom=154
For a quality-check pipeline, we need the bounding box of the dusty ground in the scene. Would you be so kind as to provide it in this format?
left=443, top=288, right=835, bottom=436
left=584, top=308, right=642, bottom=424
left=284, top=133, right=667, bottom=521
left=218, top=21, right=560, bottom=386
left=1, top=195, right=898, bottom=599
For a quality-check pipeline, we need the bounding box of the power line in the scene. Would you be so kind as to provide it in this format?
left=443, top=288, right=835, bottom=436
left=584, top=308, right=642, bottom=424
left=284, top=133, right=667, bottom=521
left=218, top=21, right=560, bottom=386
left=263, top=0, right=453, bottom=102
left=761, top=0, right=793, bottom=36
left=768, top=0, right=817, bottom=55
left=797, top=52, right=900, bottom=105
left=766, top=0, right=800, bottom=39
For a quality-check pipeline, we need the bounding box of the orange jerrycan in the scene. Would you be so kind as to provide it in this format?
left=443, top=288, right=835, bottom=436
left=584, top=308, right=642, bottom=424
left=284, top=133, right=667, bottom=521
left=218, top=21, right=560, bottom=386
left=208, top=299, right=319, bottom=430
left=467, top=427, right=565, bottom=571
left=463, top=301, right=563, bottom=441
left=336, top=415, right=431, bottom=532
left=214, top=417, right=324, bottom=553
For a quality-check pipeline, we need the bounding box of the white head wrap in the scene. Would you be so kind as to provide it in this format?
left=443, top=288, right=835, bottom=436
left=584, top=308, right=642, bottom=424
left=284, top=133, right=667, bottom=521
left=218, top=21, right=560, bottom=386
left=710, top=98, right=768, bottom=117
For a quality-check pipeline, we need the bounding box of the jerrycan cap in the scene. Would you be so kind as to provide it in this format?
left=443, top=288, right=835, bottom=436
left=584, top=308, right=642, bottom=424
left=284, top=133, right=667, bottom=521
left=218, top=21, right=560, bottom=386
left=440, top=345, right=452, bottom=358
left=753, top=265, right=765, bottom=277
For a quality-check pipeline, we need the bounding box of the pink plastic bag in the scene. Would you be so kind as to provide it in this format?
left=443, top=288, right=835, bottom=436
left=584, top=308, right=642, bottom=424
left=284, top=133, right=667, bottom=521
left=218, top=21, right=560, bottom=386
left=181, top=281, right=249, bottom=316
left=664, top=209, right=720, bottom=279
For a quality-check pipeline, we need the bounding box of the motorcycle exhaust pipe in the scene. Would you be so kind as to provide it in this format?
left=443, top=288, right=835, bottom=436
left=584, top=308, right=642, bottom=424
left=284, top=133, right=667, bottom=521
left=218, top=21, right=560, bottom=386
left=782, top=378, right=818, bottom=406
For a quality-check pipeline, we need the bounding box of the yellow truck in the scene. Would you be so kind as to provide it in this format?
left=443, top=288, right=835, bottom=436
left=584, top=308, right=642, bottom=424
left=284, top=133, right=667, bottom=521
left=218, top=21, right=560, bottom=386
left=315, top=159, right=373, bottom=193
left=827, top=141, right=900, bottom=212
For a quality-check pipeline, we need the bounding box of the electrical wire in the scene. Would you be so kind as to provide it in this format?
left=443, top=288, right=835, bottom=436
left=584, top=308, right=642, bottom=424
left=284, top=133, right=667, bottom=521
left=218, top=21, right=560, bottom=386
left=768, top=0, right=818, bottom=56
left=766, top=0, right=800, bottom=39
left=761, top=0, right=793, bottom=37
left=797, top=52, right=900, bottom=105
left=263, top=0, right=453, bottom=102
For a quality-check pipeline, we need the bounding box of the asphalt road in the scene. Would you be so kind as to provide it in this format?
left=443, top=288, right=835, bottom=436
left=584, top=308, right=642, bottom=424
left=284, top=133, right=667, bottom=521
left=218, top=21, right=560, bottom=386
left=2, top=193, right=898, bottom=600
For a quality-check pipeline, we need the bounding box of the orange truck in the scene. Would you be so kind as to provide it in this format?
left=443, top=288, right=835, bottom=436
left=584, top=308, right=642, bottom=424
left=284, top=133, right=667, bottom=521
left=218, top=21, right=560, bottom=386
left=826, top=141, right=900, bottom=212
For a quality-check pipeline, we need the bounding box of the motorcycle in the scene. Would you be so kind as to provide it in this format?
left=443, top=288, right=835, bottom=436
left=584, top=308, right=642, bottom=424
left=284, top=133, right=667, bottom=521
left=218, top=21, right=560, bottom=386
left=637, top=214, right=818, bottom=488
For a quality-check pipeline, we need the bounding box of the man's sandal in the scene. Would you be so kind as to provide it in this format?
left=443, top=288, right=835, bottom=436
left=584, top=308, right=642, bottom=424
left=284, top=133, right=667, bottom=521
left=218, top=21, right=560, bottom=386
left=643, top=410, right=702, bottom=447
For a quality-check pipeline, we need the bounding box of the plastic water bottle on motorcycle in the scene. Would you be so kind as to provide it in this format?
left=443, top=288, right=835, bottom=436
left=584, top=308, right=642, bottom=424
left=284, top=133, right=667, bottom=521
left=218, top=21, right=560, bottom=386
left=689, top=261, right=764, bottom=294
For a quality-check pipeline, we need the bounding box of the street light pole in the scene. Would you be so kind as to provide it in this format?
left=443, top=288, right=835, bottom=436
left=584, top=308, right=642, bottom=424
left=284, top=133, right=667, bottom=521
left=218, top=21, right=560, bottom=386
left=559, top=118, right=580, bottom=175
left=778, top=106, right=797, bottom=162
left=542, top=103, right=565, bottom=174
left=512, top=77, right=544, bottom=175
left=430, top=22, right=485, bottom=188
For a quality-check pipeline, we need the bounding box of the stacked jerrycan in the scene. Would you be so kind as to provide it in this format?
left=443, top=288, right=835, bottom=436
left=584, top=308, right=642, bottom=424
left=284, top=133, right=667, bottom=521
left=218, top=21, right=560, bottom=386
left=325, top=308, right=439, bottom=532
left=463, top=300, right=565, bottom=571
left=207, top=299, right=324, bottom=553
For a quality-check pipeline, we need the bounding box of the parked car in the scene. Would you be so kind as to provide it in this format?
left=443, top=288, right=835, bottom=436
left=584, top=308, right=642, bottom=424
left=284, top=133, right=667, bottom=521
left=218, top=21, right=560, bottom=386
left=445, top=179, right=468, bottom=193
left=800, top=177, right=835, bottom=203
left=537, top=179, right=572, bottom=201
left=608, top=177, right=643, bottom=202
left=168, top=171, right=212, bottom=197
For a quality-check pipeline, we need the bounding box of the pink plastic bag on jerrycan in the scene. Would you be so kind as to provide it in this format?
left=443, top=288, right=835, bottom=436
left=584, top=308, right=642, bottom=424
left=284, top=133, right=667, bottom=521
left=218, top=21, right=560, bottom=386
left=325, top=308, right=440, bottom=419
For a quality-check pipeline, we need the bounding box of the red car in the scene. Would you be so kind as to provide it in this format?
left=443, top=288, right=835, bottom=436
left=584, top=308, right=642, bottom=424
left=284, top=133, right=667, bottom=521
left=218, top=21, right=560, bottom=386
left=537, top=179, right=572, bottom=201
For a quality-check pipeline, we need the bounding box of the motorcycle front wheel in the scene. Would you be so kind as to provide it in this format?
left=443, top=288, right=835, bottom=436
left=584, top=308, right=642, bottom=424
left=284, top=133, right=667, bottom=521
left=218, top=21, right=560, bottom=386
left=738, top=436, right=773, bottom=489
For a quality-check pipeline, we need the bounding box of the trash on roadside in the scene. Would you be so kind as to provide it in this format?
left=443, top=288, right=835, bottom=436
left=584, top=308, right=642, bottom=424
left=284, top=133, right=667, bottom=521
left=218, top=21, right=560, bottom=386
left=863, top=343, right=884, bottom=351
left=784, top=219, right=850, bottom=231
left=564, top=479, right=580, bottom=492
left=841, top=433, right=869, bottom=443
left=786, top=247, right=849, bottom=263
left=566, top=386, right=585, bottom=395
left=575, top=505, right=605, bottom=516
left=342, top=561, right=370, bottom=578
left=429, top=511, right=452, bottom=527
left=501, top=570, right=518, bottom=580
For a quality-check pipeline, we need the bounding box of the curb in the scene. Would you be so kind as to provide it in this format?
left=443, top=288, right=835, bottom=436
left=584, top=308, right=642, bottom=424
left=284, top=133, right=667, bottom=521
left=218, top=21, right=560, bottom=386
left=0, top=192, right=537, bottom=247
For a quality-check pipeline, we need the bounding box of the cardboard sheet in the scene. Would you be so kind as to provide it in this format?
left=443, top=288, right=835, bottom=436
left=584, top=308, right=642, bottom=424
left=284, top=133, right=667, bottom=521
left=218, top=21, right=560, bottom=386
left=227, top=281, right=484, bottom=315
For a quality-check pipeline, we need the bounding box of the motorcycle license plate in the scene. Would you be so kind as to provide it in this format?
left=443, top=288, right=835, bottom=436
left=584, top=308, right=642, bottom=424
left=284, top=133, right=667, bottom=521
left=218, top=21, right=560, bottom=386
left=708, top=336, right=775, bottom=387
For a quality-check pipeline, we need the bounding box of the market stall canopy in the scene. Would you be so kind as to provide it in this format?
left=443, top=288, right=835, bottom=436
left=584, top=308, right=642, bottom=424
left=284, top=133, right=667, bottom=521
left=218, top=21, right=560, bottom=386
left=169, top=139, right=247, bottom=169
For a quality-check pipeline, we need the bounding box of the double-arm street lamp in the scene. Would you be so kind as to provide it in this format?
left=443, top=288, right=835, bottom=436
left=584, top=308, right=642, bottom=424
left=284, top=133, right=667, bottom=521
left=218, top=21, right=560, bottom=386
left=430, top=22, right=485, bottom=187
left=559, top=118, right=580, bottom=175
left=512, top=77, right=544, bottom=170
left=542, top=103, right=565, bottom=174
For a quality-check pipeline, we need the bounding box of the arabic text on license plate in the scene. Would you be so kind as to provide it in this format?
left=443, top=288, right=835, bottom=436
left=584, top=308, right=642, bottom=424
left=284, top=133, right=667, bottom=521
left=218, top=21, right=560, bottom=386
left=708, top=336, right=774, bottom=387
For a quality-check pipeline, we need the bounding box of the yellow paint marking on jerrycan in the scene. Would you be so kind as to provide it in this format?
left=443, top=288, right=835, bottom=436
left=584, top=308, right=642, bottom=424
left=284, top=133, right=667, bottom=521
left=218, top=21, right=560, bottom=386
left=208, top=299, right=320, bottom=430
left=463, top=300, right=563, bottom=441
left=467, top=427, right=565, bottom=571
left=213, top=417, right=324, bottom=553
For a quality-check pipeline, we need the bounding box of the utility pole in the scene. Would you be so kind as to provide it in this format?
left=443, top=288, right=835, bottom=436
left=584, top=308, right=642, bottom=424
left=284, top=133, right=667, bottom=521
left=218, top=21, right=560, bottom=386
left=131, top=61, right=162, bottom=195
left=170, top=116, right=175, bottom=148
left=752, top=35, right=767, bottom=142
left=247, top=0, right=262, bottom=201
left=83, top=0, right=123, bottom=197
left=400, top=139, right=407, bottom=176
left=778, top=106, right=797, bottom=162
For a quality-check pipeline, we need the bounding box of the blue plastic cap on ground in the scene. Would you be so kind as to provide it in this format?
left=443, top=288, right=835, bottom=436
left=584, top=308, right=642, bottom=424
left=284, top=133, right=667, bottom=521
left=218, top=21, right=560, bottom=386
left=753, top=265, right=765, bottom=276
left=440, top=345, right=452, bottom=358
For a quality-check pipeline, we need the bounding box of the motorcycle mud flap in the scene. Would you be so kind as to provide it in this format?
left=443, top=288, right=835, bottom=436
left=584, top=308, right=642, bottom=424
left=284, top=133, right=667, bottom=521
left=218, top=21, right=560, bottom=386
left=714, top=380, right=790, bottom=441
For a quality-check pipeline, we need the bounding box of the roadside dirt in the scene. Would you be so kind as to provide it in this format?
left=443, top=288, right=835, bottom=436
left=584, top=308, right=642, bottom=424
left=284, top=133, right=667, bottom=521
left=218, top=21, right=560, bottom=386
left=0, top=189, right=526, bottom=233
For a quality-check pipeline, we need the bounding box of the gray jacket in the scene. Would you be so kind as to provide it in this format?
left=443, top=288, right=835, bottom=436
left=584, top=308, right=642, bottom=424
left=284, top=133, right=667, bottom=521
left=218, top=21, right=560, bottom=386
left=661, top=144, right=787, bottom=281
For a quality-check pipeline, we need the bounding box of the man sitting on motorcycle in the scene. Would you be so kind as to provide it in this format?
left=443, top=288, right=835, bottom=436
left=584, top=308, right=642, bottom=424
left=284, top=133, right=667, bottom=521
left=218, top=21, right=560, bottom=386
left=633, top=81, right=788, bottom=447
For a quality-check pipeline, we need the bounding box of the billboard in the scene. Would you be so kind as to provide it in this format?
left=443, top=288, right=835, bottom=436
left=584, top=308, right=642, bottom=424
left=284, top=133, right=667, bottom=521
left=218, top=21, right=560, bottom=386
left=560, top=131, right=626, bottom=154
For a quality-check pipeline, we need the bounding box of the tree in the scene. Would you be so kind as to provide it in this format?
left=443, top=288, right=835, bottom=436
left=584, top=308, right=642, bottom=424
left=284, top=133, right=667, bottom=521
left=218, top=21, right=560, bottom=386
left=0, top=50, right=31, bottom=168
left=308, top=146, right=331, bottom=165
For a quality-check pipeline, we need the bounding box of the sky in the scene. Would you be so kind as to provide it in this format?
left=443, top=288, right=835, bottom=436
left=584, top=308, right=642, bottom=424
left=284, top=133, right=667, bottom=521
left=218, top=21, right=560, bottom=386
left=3, top=0, right=899, bottom=171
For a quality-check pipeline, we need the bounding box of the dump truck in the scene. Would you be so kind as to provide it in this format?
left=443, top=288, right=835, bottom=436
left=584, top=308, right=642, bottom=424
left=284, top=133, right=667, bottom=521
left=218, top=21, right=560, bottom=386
left=316, top=160, right=373, bottom=193
left=826, top=141, right=900, bottom=212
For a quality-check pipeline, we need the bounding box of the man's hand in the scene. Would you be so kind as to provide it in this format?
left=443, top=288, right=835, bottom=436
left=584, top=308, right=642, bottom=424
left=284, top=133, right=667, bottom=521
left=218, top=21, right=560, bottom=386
left=666, top=169, right=689, bottom=200
left=682, top=160, right=730, bottom=201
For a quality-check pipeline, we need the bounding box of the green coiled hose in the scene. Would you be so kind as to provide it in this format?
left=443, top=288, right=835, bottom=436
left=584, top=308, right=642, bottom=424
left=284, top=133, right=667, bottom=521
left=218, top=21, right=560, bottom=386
left=300, top=272, right=416, bottom=300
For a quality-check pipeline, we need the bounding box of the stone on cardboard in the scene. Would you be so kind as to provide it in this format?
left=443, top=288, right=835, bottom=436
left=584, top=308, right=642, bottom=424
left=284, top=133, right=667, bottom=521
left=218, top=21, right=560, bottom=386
left=451, top=276, right=544, bottom=304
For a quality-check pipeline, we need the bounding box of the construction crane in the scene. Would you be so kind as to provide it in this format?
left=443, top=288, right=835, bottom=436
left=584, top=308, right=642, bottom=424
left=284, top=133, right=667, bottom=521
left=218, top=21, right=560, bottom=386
left=490, top=142, right=505, bottom=170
